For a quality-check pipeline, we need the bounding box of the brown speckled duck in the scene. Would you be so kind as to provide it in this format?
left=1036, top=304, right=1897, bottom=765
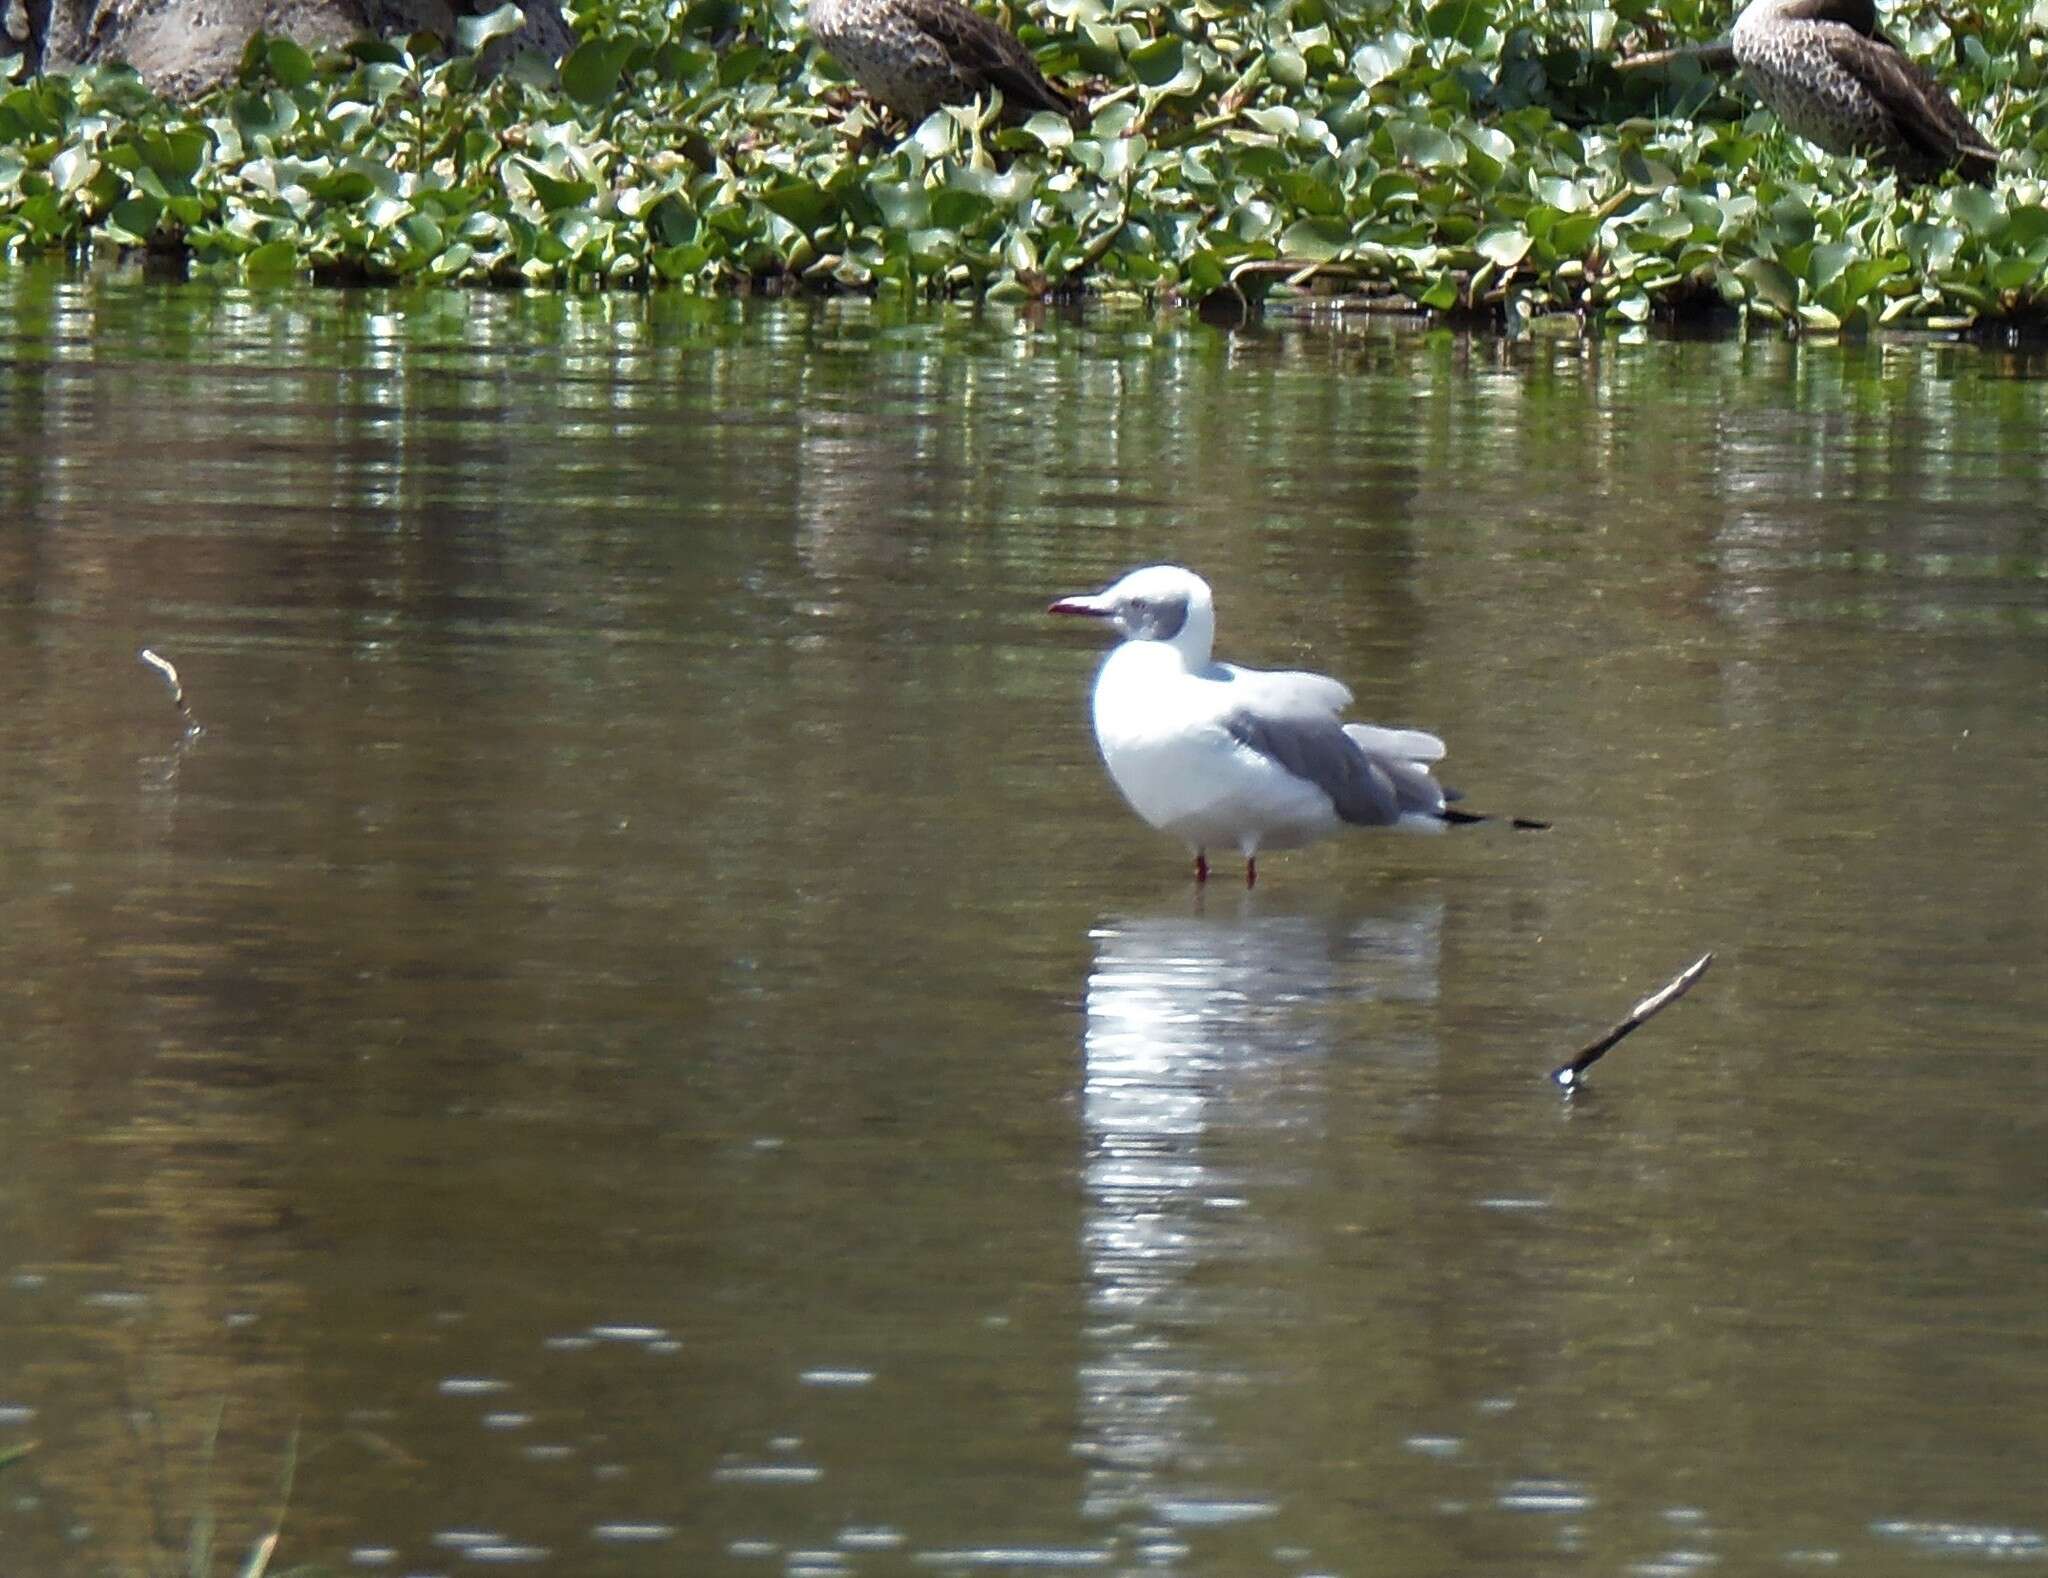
left=809, top=0, right=1077, bottom=126
left=1730, top=0, right=1998, bottom=183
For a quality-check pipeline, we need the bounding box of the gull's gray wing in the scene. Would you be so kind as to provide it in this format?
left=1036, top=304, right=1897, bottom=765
left=1213, top=661, right=1354, bottom=720
left=1344, top=722, right=1446, bottom=765
left=1224, top=710, right=1447, bottom=827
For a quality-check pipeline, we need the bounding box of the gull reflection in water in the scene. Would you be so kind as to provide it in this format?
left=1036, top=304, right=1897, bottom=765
left=1076, top=895, right=1443, bottom=1540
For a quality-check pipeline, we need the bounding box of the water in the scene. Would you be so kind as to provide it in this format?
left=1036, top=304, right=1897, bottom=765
left=1, top=266, right=2044, bottom=1576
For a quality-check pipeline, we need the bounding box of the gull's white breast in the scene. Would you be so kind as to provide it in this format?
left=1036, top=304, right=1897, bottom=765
left=1090, top=644, right=1339, bottom=853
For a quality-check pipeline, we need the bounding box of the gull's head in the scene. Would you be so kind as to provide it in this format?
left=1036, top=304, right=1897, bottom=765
left=1048, top=565, right=1215, bottom=656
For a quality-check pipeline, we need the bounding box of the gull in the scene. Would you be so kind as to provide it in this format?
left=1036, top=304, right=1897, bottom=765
left=1049, top=565, right=1544, bottom=885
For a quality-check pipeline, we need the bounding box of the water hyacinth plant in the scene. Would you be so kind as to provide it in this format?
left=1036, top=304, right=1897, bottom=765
left=0, top=0, right=2043, bottom=329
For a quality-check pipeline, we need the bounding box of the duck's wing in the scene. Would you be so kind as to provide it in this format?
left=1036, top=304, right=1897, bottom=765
left=1824, top=31, right=1999, bottom=179
left=915, top=0, right=1076, bottom=117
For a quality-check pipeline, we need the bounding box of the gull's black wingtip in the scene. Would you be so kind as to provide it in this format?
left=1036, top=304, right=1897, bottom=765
left=1438, top=809, right=1552, bottom=830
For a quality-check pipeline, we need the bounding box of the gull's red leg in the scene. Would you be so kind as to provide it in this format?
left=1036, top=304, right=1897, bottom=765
left=1245, top=855, right=1257, bottom=888
left=1194, top=851, right=1208, bottom=883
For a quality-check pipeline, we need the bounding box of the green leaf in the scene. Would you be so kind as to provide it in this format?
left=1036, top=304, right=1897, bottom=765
left=1268, top=48, right=1308, bottom=89
left=1425, top=0, right=1490, bottom=47
left=455, top=2, right=526, bottom=52
left=265, top=37, right=317, bottom=89
left=645, top=195, right=696, bottom=247
left=1368, top=172, right=1420, bottom=209
left=393, top=211, right=444, bottom=266
left=1945, top=183, right=2002, bottom=234
left=1805, top=241, right=1856, bottom=294
left=1463, top=125, right=1515, bottom=166
left=2000, top=205, right=2048, bottom=250
left=1987, top=253, right=2040, bottom=292
left=364, top=193, right=411, bottom=230
left=562, top=39, right=637, bottom=105
left=310, top=168, right=377, bottom=204
left=1418, top=274, right=1459, bottom=309
left=50, top=143, right=96, bottom=194
left=1351, top=37, right=1413, bottom=88
left=1840, top=254, right=1904, bottom=301
left=428, top=241, right=477, bottom=279
left=1901, top=221, right=1965, bottom=273
left=1281, top=216, right=1352, bottom=261
left=652, top=242, right=709, bottom=280
left=1736, top=256, right=1798, bottom=313
left=929, top=188, right=992, bottom=230
left=1127, top=36, right=1184, bottom=89
left=1474, top=223, right=1532, bottom=268
left=1276, top=169, right=1343, bottom=216
left=1549, top=212, right=1599, bottom=255
left=107, top=193, right=163, bottom=241
left=242, top=238, right=302, bottom=275
left=868, top=179, right=927, bottom=230
left=758, top=178, right=835, bottom=232
left=949, top=162, right=1035, bottom=206
left=1389, top=120, right=1462, bottom=170
left=232, top=90, right=296, bottom=143
left=1020, top=110, right=1072, bottom=150
left=717, top=44, right=767, bottom=88
left=520, top=162, right=597, bottom=211
left=1629, top=211, right=1696, bottom=252
left=1764, top=194, right=1814, bottom=248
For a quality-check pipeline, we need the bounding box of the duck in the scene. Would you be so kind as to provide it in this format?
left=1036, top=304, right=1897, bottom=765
left=1049, top=566, right=1545, bottom=886
left=1729, top=0, right=1998, bottom=183
left=808, top=0, right=1077, bottom=127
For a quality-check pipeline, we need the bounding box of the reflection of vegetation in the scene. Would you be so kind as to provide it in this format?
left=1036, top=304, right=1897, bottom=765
left=3, top=1389, right=313, bottom=1578
left=147, top=1400, right=308, bottom=1578
left=0, top=0, right=2042, bottom=327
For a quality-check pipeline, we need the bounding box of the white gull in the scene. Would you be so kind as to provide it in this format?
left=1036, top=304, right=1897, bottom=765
left=1049, top=565, right=1544, bottom=884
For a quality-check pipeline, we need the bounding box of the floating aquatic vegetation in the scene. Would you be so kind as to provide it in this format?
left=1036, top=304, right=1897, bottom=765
left=0, top=0, right=2043, bottom=329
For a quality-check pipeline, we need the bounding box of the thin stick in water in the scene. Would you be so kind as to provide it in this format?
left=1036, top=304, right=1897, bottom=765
left=138, top=647, right=198, bottom=730
left=1551, top=952, right=1714, bottom=1089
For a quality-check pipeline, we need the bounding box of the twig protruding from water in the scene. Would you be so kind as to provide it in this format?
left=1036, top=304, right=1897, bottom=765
left=1551, top=952, right=1714, bottom=1089
left=138, top=647, right=200, bottom=734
